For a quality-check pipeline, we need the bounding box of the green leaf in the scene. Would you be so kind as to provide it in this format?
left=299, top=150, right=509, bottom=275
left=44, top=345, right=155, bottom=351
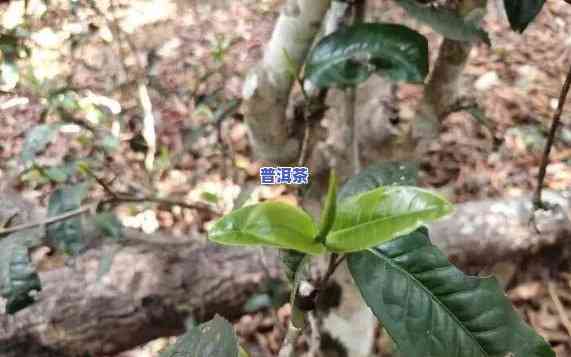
left=43, top=167, right=69, bottom=183
left=317, top=172, right=337, bottom=242
left=21, top=124, right=61, bottom=164
left=201, top=191, right=219, bottom=204
left=49, top=89, right=80, bottom=112
left=209, top=202, right=325, bottom=255
left=348, top=228, right=555, bottom=357
left=94, top=212, right=123, bottom=240
left=338, top=161, right=418, bottom=201
left=0, top=237, right=41, bottom=314
left=38, top=160, right=83, bottom=183
left=326, top=186, right=452, bottom=252
left=282, top=48, right=301, bottom=82
left=238, top=346, right=250, bottom=357
left=281, top=249, right=308, bottom=284
left=46, top=183, right=88, bottom=255
left=0, top=34, right=19, bottom=56
left=394, top=0, right=489, bottom=44
left=100, top=135, right=121, bottom=154
left=503, top=0, right=545, bottom=33
left=160, top=315, right=239, bottom=357
left=304, top=23, right=429, bottom=89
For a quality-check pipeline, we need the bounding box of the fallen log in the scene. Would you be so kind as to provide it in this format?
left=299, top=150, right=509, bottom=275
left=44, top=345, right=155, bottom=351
left=0, top=191, right=569, bottom=357
left=433, top=190, right=571, bottom=267
left=0, top=231, right=281, bottom=357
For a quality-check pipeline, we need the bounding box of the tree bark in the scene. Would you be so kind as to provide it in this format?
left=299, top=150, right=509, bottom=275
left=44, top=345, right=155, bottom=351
left=242, top=0, right=331, bottom=163
left=411, top=0, right=487, bottom=155
left=0, top=191, right=569, bottom=357
left=412, top=38, right=473, bottom=145
left=432, top=190, right=571, bottom=267
left=0, top=231, right=281, bottom=357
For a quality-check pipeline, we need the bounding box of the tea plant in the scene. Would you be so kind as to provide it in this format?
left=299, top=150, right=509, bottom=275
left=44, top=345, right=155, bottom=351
left=164, top=163, right=554, bottom=357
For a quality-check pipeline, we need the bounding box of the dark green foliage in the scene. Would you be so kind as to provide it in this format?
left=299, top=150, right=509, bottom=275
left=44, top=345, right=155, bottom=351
left=21, top=124, right=61, bottom=164
left=160, top=315, right=239, bottom=357
left=93, top=212, right=123, bottom=241
left=348, top=228, right=555, bottom=357
left=46, top=183, right=88, bottom=255
left=0, top=237, right=41, bottom=314
left=395, top=0, right=490, bottom=44
left=0, top=33, right=19, bottom=56
left=304, top=23, right=429, bottom=88
left=503, top=0, right=545, bottom=32
left=280, top=249, right=307, bottom=284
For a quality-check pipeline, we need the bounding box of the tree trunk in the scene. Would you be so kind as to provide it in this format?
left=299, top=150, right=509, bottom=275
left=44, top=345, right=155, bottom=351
left=411, top=0, right=487, bottom=156
left=1, top=191, right=569, bottom=357
left=242, top=0, right=332, bottom=163
left=412, top=38, right=473, bottom=147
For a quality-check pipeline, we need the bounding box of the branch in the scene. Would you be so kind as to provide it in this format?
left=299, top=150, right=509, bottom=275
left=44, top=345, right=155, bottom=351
left=278, top=322, right=302, bottom=357
left=533, top=61, right=571, bottom=209
left=106, top=195, right=220, bottom=215
left=411, top=0, right=487, bottom=155
left=0, top=205, right=95, bottom=237
left=318, top=253, right=345, bottom=290
left=344, top=0, right=366, bottom=175
left=344, top=87, right=360, bottom=174
left=0, top=196, right=219, bottom=238
left=242, top=0, right=332, bottom=163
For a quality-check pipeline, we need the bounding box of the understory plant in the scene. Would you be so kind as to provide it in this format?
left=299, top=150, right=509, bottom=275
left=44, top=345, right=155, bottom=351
left=162, top=162, right=554, bottom=357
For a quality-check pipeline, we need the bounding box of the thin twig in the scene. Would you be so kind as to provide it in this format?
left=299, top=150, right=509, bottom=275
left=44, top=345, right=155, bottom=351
left=353, top=0, right=367, bottom=21
left=0, top=194, right=220, bottom=237
left=278, top=322, right=302, bottom=357
left=344, top=87, right=360, bottom=174
left=106, top=195, right=220, bottom=215
left=318, top=253, right=346, bottom=290
left=85, top=165, right=220, bottom=213
left=295, top=0, right=348, bottom=167
left=298, top=118, right=312, bottom=167
left=0, top=205, right=95, bottom=236
left=533, top=61, right=571, bottom=209
left=83, top=167, right=120, bottom=199
left=547, top=281, right=571, bottom=337
left=440, top=96, right=479, bottom=118
left=307, top=312, right=322, bottom=357
left=344, top=0, right=366, bottom=175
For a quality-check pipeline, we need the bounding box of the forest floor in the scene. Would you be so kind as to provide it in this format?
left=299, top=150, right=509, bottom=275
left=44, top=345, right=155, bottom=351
left=1, top=0, right=571, bottom=355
